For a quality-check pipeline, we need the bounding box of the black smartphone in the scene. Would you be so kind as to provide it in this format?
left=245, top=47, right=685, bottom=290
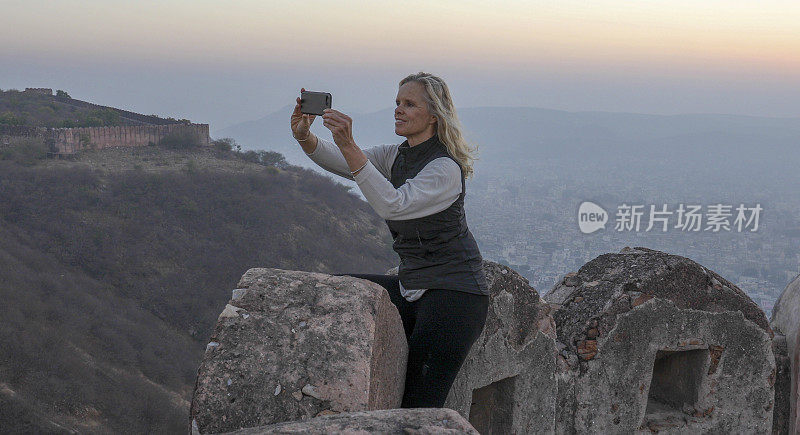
left=300, top=91, right=332, bottom=116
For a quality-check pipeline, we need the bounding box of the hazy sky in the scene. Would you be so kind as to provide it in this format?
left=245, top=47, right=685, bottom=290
left=2, top=0, right=799, bottom=132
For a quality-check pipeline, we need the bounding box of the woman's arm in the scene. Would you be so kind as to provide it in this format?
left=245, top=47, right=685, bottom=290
left=353, top=156, right=462, bottom=221
left=307, top=136, right=461, bottom=220
left=296, top=130, right=318, bottom=155
left=303, top=135, right=396, bottom=181
left=290, top=104, right=397, bottom=180
left=318, top=108, right=461, bottom=220
left=318, top=108, right=371, bottom=179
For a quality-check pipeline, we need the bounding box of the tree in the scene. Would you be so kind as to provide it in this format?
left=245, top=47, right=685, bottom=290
left=211, top=138, right=236, bottom=153
left=241, top=150, right=259, bottom=163
left=258, top=150, right=288, bottom=168
left=56, top=90, right=71, bottom=98
left=0, top=137, right=48, bottom=165
left=0, top=111, right=26, bottom=125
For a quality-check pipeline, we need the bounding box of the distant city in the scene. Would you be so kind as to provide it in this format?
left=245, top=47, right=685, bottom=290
left=466, top=157, right=799, bottom=315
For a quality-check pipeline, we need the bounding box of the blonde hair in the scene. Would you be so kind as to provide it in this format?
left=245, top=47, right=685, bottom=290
left=399, top=72, right=479, bottom=179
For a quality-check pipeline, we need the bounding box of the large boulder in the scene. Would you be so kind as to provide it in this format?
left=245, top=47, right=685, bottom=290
left=216, top=408, right=478, bottom=434
left=546, top=247, right=775, bottom=433
left=190, top=268, right=408, bottom=434
left=771, top=273, right=800, bottom=434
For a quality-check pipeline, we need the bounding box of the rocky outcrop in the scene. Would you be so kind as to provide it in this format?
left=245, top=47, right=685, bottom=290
left=771, top=273, right=800, bottom=435
left=546, top=247, right=776, bottom=433
left=215, top=408, right=478, bottom=434
left=190, top=268, right=408, bottom=434
left=441, top=261, right=558, bottom=434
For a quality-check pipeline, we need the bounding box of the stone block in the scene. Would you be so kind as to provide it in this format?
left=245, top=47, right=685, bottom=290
left=190, top=268, right=408, bottom=434
left=547, top=247, right=775, bottom=433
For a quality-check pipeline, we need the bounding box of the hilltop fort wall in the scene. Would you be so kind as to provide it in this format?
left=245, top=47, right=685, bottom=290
left=50, top=123, right=210, bottom=154
left=1, top=89, right=209, bottom=155
left=0, top=125, right=42, bottom=140
left=24, top=88, right=54, bottom=96
left=1, top=123, right=210, bottom=155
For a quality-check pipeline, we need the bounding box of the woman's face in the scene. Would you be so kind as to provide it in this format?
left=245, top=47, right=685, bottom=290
left=395, top=81, right=437, bottom=143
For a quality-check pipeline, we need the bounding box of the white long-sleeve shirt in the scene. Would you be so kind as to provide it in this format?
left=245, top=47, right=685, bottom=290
left=305, top=136, right=462, bottom=301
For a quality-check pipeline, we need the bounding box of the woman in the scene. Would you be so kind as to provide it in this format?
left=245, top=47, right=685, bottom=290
left=289, top=72, right=489, bottom=408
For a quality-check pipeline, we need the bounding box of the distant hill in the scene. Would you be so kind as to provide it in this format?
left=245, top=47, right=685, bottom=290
left=217, top=105, right=800, bottom=173
left=0, top=145, right=396, bottom=433
left=0, top=88, right=188, bottom=128
left=214, top=104, right=397, bottom=170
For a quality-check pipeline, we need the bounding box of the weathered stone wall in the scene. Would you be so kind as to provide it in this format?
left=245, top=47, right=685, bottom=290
left=191, top=248, right=786, bottom=433
left=545, top=247, right=776, bottom=433
left=2, top=124, right=210, bottom=154
left=0, top=125, right=45, bottom=146
left=50, top=123, right=210, bottom=154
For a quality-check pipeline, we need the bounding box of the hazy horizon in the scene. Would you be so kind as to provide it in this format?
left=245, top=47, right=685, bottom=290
left=3, top=1, right=800, bottom=130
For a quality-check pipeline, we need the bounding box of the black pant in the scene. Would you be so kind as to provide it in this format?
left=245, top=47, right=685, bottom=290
left=333, top=273, right=489, bottom=408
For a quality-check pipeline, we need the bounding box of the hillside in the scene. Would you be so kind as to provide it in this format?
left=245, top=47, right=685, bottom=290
left=0, top=88, right=184, bottom=127
left=0, top=144, right=397, bottom=433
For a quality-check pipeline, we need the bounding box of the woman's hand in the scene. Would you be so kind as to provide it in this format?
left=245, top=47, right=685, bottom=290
left=291, top=87, right=316, bottom=139
left=322, top=109, right=356, bottom=149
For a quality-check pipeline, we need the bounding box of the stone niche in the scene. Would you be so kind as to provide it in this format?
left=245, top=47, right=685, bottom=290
left=545, top=247, right=776, bottom=434
left=771, top=273, right=800, bottom=435
left=190, top=268, right=408, bottom=434
left=647, top=348, right=709, bottom=413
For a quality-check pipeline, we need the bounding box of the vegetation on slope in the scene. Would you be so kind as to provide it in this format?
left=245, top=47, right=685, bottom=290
left=0, top=89, right=124, bottom=127
left=0, top=144, right=396, bottom=433
left=0, top=88, right=188, bottom=128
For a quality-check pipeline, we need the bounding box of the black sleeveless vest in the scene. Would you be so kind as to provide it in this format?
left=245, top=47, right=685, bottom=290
left=385, top=133, right=489, bottom=296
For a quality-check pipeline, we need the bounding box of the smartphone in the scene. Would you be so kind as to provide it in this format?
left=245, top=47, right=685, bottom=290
left=300, top=91, right=332, bottom=116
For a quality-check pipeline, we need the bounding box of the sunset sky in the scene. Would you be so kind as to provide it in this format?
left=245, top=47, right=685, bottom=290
left=2, top=0, right=799, bottom=130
